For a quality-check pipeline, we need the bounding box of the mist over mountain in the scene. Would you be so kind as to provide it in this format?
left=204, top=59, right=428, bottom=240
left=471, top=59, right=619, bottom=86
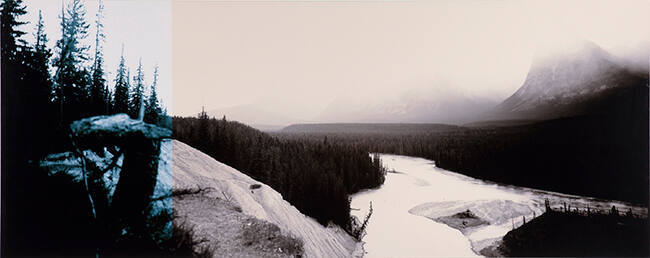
left=206, top=86, right=498, bottom=127
left=316, top=86, right=497, bottom=124
left=486, top=41, right=649, bottom=121
left=206, top=40, right=647, bottom=129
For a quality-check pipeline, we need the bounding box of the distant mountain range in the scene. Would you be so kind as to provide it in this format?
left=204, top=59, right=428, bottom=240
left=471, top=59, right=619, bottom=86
left=316, top=88, right=496, bottom=124
left=210, top=41, right=647, bottom=130
left=485, top=41, right=648, bottom=121
left=310, top=41, right=648, bottom=127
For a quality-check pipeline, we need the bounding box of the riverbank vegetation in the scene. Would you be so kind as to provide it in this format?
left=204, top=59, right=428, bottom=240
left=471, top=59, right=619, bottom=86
left=498, top=208, right=648, bottom=256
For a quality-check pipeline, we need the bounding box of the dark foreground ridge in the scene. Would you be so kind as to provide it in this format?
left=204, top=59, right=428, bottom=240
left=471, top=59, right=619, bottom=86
left=2, top=114, right=198, bottom=257
left=498, top=206, right=649, bottom=257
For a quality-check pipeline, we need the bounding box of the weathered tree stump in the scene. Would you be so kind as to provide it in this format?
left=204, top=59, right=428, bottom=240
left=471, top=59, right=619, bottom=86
left=70, top=114, right=171, bottom=237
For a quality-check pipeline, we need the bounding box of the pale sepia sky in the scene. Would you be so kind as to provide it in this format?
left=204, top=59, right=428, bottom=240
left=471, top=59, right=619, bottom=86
left=171, top=0, right=649, bottom=118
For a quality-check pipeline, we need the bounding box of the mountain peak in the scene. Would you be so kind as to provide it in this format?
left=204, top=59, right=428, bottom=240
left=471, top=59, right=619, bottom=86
left=489, top=41, right=647, bottom=120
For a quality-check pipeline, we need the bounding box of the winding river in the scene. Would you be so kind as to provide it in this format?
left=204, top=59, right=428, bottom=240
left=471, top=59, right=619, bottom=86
left=350, top=154, right=647, bottom=257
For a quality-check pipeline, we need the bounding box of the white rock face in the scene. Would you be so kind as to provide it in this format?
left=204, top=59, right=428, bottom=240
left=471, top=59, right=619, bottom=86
left=168, top=140, right=358, bottom=257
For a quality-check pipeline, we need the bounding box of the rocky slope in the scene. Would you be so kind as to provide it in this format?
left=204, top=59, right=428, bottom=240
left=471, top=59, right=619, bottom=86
left=41, top=138, right=360, bottom=257
left=167, top=139, right=360, bottom=257
left=173, top=190, right=304, bottom=257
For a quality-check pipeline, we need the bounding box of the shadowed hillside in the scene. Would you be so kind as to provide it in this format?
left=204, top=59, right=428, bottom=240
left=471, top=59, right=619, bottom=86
left=499, top=209, right=649, bottom=257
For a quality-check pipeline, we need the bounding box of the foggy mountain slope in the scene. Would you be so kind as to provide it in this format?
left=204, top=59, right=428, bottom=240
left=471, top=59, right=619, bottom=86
left=488, top=41, right=649, bottom=120
left=169, top=140, right=359, bottom=257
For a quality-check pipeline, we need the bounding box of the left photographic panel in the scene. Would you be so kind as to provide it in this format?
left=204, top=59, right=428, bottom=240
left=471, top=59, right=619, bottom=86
left=1, top=0, right=174, bottom=256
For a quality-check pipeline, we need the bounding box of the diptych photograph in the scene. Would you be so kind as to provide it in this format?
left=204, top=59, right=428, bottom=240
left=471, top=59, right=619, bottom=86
left=2, top=0, right=648, bottom=257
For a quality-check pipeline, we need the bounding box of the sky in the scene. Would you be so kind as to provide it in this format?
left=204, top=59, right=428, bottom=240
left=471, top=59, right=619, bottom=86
left=17, top=0, right=648, bottom=121
left=172, top=0, right=649, bottom=120
left=20, top=0, right=173, bottom=113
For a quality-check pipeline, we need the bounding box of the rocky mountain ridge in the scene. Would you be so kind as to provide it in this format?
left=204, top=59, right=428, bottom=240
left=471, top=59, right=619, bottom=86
left=489, top=41, right=648, bottom=120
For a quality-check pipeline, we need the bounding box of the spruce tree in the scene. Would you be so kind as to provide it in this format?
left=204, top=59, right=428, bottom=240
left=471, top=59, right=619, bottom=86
left=2, top=1, right=59, bottom=158
left=89, top=0, right=106, bottom=115
left=0, top=0, right=29, bottom=98
left=126, top=68, right=131, bottom=103
left=28, top=10, right=54, bottom=118
left=112, top=46, right=129, bottom=114
left=104, top=84, right=112, bottom=114
left=53, top=0, right=91, bottom=123
left=129, top=58, right=145, bottom=119
left=0, top=0, right=27, bottom=64
left=144, top=64, right=162, bottom=124
left=32, top=10, right=52, bottom=89
left=1, top=0, right=28, bottom=161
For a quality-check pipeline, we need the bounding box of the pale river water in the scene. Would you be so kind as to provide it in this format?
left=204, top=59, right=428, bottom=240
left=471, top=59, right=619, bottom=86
left=350, top=154, right=647, bottom=257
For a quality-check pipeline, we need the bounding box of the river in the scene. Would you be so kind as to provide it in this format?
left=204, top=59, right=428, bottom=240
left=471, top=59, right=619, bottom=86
left=350, top=154, right=647, bottom=257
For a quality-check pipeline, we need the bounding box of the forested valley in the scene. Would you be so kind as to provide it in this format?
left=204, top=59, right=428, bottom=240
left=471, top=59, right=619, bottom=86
left=173, top=113, right=386, bottom=230
left=275, top=113, right=648, bottom=205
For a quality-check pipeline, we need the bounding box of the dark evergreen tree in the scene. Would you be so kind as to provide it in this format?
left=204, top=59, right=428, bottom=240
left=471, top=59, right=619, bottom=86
left=25, top=10, right=56, bottom=139
left=53, top=0, right=91, bottom=123
left=0, top=0, right=26, bottom=63
left=113, top=46, right=129, bottom=114
left=105, top=84, right=112, bottom=114
left=126, top=68, right=131, bottom=90
left=197, top=107, right=210, bottom=150
left=31, top=10, right=52, bottom=91
left=1, top=1, right=59, bottom=158
left=1, top=0, right=29, bottom=162
left=144, top=64, right=162, bottom=124
left=89, top=0, right=106, bottom=116
left=129, top=58, right=145, bottom=119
